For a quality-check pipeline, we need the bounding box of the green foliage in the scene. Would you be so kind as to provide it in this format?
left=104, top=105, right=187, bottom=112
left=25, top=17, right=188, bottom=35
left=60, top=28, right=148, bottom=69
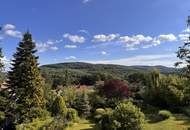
left=67, top=108, right=78, bottom=122
left=158, top=110, right=172, bottom=120
left=16, top=117, right=53, bottom=130
left=26, top=108, right=50, bottom=120
left=62, top=87, right=78, bottom=107
left=113, top=102, right=145, bottom=130
left=6, top=32, right=46, bottom=123
left=143, top=70, right=185, bottom=108
left=45, top=116, right=67, bottom=130
left=88, top=91, right=106, bottom=112
left=0, top=111, right=5, bottom=124
left=52, top=96, right=67, bottom=117
left=94, top=108, right=114, bottom=130
left=74, top=92, right=91, bottom=118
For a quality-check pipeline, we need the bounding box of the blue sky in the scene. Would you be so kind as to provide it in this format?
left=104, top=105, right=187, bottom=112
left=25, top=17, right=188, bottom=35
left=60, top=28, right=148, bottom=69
left=0, top=0, right=190, bottom=67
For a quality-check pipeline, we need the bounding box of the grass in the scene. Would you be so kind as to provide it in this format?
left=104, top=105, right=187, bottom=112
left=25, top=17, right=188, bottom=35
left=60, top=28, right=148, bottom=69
left=143, top=114, right=190, bottom=130
left=65, top=119, right=100, bottom=130
left=66, top=114, right=190, bottom=130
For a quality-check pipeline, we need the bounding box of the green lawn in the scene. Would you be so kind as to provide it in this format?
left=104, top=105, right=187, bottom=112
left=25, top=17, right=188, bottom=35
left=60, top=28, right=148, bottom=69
left=66, top=114, right=190, bottom=130
left=65, top=120, right=100, bottom=130
left=143, top=114, right=190, bottom=130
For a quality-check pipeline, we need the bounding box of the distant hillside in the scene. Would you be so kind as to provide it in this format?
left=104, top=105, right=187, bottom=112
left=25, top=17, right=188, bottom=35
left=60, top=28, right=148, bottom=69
left=40, top=62, right=178, bottom=74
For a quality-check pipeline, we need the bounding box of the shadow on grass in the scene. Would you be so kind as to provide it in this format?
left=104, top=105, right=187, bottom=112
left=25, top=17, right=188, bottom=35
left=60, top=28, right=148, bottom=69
left=146, top=114, right=163, bottom=124
left=173, top=114, right=190, bottom=126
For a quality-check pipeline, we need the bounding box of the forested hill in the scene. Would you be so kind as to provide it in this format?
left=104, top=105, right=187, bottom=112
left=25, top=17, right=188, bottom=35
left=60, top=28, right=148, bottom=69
left=40, top=62, right=180, bottom=85
left=40, top=62, right=178, bottom=74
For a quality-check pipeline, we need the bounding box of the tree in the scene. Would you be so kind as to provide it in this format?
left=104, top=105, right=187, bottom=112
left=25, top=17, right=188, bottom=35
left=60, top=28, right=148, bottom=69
left=175, top=16, right=190, bottom=105
left=0, top=48, right=4, bottom=72
left=7, top=32, right=46, bottom=122
left=74, top=92, right=90, bottom=117
left=52, top=96, right=67, bottom=117
left=98, top=79, right=131, bottom=99
left=113, top=102, right=145, bottom=130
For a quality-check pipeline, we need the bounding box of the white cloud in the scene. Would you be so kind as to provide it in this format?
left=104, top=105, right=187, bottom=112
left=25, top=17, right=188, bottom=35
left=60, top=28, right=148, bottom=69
left=65, top=56, right=77, bottom=60
left=3, top=24, right=16, bottom=30
left=93, top=34, right=119, bottom=42
left=36, top=39, right=62, bottom=53
left=82, top=53, right=177, bottom=67
left=101, top=51, right=107, bottom=55
left=64, top=45, right=77, bottom=49
left=178, top=34, right=189, bottom=42
left=0, top=24, right=22, bottom=39
left=5, top=30, right=22, bottom=38
left=36, top=43, right=49, bottom=52
left=79, top=29, right=89, bottom=34
left=83, top=0, right=92, bottom=3
left=63, top=33, right=85, bottom=43
left=119, top=35, right=153, bottom=45
left=50, top=46, right=59, bottom=51
left=182, top=28, right=190, bottom=33
left=157, top=34, right=177, bottom=42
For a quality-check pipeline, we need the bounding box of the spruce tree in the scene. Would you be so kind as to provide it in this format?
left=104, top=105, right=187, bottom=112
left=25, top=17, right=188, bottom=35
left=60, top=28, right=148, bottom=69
left=7, top=32, right=46, bottom=120
left=74, top=92, right=90, bottom=117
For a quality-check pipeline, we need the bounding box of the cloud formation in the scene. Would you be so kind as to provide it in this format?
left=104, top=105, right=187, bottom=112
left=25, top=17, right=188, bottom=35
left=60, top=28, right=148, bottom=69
left=101, top=51, right=107, bottom=55
left=65, top=56, right=77, bottom=60
left=93, top=34, right=119, bottom=42
left=63, top=33, right=85, bottom=43
left=83, top=0, right=92, bottom=4
left=1, top=24, right=22, bottom=38
left=91, top=33, right=177, bottom=50
left=36, top=39, right=62, bottom=52
left=64, top=45, right=77, bottom=49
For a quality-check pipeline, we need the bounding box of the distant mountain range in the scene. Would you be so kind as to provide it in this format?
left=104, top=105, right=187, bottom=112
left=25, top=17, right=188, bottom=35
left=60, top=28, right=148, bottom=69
left=40, top=62, right=180, bottom=76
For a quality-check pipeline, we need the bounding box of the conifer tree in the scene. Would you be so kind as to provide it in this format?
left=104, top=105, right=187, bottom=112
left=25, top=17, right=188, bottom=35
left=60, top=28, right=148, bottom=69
left=7, top=32, right=46, bottom=119
left=52, top=96, right=67, bottom=117
left=0, top=48, right=4, bottom=72
left=74, top=92, right=90, bottom=117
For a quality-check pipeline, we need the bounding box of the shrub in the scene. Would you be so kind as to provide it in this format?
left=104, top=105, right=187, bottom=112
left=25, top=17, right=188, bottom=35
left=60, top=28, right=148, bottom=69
left=94, top=108, right=114, bottom=130
left=52, top=96, right=67, bottom=117
left=94, top=108, right=106, bottom=121
left=16, top=117, right=53, bottom=130
left=67, top=108, right=78, bottom=122
left=98, top=79, right=131, bottom=99
left=158, top=110, right=172, bottom=120
left=0, top=111, right=5, bottom=124
left=29, top=107, right=50, bottom=118
left=73, top=92, right=90, bottom=118
left=113, top=102, right=145, bottom=130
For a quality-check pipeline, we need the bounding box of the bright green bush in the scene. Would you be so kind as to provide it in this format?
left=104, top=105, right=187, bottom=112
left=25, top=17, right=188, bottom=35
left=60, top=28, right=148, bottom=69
left=158, top=110, right=172, bottom=120
left=113, top=102, right=145, bottom=130
left=94, top=108, right=114, bottom=130
left=16, top=117, right=53, bottom=130
left=52, top=96, right=67, bottom=117
left=67, top=108, right=78, bottom=122
left=28, top=108, right=50, bottom=119
left=94, top=108, right=106, bottom=121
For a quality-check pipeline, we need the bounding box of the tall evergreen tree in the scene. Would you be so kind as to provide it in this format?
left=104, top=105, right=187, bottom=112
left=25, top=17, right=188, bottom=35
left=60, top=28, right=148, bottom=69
left=176, top=16, right=190, bottom=105
left=7, top=32, right=46, bottom=120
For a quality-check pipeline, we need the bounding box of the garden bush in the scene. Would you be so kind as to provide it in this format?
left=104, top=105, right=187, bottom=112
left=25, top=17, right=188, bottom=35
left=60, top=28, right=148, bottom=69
left=113, top=102, right=145, bottom=130
left=52, top=96, right=67, bottom=117
left=158, top=110, right=172, bottom=120
left=67, top=108, right=79, bottom=122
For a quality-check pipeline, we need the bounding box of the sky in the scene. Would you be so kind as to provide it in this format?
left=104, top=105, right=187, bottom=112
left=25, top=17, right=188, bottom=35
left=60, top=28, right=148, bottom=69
left=0, top=0, right=190, bottom=67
